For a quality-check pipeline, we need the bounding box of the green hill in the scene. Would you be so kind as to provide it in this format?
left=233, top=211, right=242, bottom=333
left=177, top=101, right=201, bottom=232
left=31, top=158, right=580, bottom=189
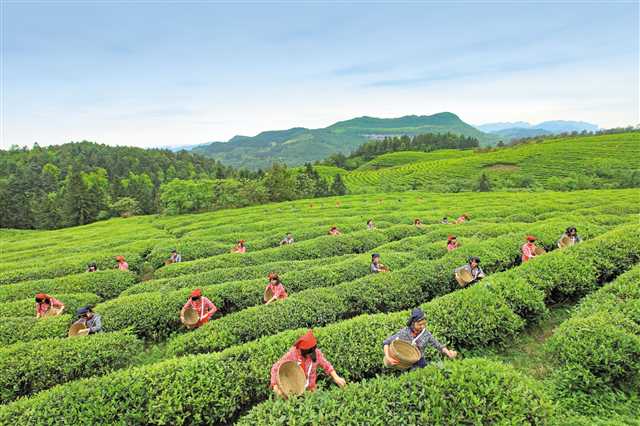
left=192, top=112, right=498, bottom=169
left=343, top=132, right=640, bottom=192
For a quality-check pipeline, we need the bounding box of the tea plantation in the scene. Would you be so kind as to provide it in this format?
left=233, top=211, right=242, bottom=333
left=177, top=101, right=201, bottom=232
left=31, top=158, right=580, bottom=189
left=0, top=187, right=638, bottom=424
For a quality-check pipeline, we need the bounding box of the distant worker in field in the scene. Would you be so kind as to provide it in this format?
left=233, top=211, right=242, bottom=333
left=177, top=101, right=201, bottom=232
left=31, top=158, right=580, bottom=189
left=329, top=226, right=341, bottom=236
left=35, top=293, right=65, bottom=318
left=336, top=201, right=341, bottom=208
left=367, top=219, right=375, bottom=230
left=454, top=256, right=485, bottom=286
left=73, top=306, right=103, bottom=334
left=447, top=235, right=459, bottom=251
left=86, top=262, right=98, bottom=272
left=521, top=235, right=541, bottom=263
left=414, top=218, right=423, bottom=227
left=232, top=240, right=247, bottom=253
left=271, top=329, right=346, bottom=398
left=180, top=288, right=218, bottom=328
left=441, top=217, right=449, bottom=225
left=280, top=233, right=294, bottom=245
left=383, top=307, right=457, bottom=370
left=115, top=255, right=129, bottom=271
left=558, top=227, right=582, bottom=248
left=455, top=214, right=470, bottom=224
left=264, top=273, right=288, bottom=304
left=169, top=249, right=182, bottom=263
left=370, top=253, right=389, bottom=273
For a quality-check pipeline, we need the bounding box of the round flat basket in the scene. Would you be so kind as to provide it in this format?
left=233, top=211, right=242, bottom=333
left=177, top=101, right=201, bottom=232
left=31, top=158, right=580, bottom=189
left=559, top=235, right=573, bottom=248
left=264, top=287, right=274, bottom=303
left=182, top=307, right=199, bottom=327
left=455, top=269, right=473, bottom=286
left=43, top=307, right=62, bottom=318
left=68, top=322, right=88, bottom=337
left=277, top=361, right=306, bottom=397
left=390, top=339, right=421, bottom=370
left=534, top=247, right=546, bottom=256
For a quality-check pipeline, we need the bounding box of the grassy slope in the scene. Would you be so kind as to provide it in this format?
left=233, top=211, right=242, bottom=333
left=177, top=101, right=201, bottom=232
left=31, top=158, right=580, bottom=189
left=344, top=132, right=640, bottom=192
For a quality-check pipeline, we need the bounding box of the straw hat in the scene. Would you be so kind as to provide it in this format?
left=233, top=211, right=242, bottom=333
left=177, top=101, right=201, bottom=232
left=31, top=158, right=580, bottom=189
left=277, top=360, right=306, bottom=397
left=534, top=246, right=546, bottom=256
left=68, top=322, right=88, bottom=337
left=264, top=286, right=274, bottom=303
left=182, top=307, right=199, bottom=327
left=455, top=269, right=473, bottom=286
left=388, top=339, right=421, bottom=370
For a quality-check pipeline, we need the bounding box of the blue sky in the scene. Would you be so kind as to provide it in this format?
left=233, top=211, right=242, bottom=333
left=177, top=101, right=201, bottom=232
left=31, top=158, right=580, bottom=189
left=2, top=1, right=638, bottom=149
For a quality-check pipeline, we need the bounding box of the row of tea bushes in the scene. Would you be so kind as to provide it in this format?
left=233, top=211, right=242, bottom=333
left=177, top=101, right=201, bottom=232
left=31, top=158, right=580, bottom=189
left=545, top=264, right=640, bottom=423
left=0, top=270, right=137, bottom=303
left=237, top=358, right=552, bottom=425
left=0, top=331, right=142, bottom=404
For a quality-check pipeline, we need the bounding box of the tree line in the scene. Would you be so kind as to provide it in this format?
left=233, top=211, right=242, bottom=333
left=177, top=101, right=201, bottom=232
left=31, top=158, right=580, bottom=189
left=322, top=132, right=480, bottom=169
left=0, top=142, right=347, bottom=229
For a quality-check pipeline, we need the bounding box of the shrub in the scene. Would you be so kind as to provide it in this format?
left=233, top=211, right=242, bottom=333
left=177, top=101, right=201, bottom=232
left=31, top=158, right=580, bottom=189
left=0, top=315, right=71, bottom=345
left=0, top=331, right=142, bottom=403
left=238, top=358, right=552, bottom=425
left=0, top=270, right=137, bottom=302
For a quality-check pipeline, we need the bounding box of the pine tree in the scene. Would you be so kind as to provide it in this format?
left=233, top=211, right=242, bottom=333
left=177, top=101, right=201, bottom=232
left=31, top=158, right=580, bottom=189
left=330, top=174, right=347, bottom=195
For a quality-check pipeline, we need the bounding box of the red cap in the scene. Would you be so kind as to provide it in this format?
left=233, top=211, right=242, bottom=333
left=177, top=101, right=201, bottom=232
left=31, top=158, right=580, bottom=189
left=526, top=235, right=537, bottom=242
left=116, top=255, right=125, bottom=262
left=190, top=288, right=202, bottom=298
left=268, top=272, right=279, bottom=280
left=35, top=293, right=47, bottom=300
left=295, top=329, right=317, bottom=350
left=447, top=235, right=456, bottom=241
left=239, top=240, right=245, bottom=244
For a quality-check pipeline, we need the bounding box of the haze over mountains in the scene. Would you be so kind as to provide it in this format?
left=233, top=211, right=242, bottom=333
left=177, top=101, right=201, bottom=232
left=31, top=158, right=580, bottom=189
left=181, top=113, right=600, bottom=169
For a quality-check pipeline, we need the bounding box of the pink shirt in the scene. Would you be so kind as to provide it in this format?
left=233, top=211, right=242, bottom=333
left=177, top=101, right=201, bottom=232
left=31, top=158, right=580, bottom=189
left=118, top=262, right=129, bottom=271
left=267, top=283, right=288, bottom=300
left=234, top=246, right=246, bottom=253
left=521, top=243, right=536, bottom=262
left=447, top=241, right=458, bottom=251
left=270, top=346, right=335, bottom=391
left=35, top=296, right=63, bottom=316
left=456, top=216, right=466, bottom=223
left=329, top=230, right=340, bottom=235
left=183, top=296, right=217, bottom=320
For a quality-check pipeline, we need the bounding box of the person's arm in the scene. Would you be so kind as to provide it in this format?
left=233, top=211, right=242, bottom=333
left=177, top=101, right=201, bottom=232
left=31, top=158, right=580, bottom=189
left=316, top=350, right=345, bottom=387
left=176, top=254, right=182, bottom=262
left=424, top=330, right=457, bottom=359
left=204, top=298, right=217, bottom=317
left=476, top=266, right=485, bottom=279
left=88, top=315, right=102, bottom=333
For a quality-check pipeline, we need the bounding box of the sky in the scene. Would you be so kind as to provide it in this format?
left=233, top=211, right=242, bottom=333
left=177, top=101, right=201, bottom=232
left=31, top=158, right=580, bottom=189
left=1, top=1, right=638, bottom=149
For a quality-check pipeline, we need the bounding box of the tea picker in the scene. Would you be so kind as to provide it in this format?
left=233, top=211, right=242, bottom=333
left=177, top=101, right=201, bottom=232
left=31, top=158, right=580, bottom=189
left=454, top=256, right=485, bottom=287
left=383, top=308, right=457, bottom=370
left=270, top=329, right=346, bottom=399
left=180, top=288, right=218, bottom=329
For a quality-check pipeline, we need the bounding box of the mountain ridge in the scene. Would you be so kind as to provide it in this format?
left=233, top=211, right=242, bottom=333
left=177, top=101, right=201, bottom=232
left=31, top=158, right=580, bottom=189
left=191, top=112, right=498, bottom=169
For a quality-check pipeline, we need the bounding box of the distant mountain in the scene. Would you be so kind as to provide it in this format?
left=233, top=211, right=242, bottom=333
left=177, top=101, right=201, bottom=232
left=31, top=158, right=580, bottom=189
left=160, top=143, right=208, bottom=152
left=191, top=112, right=498, bottom=169
left=475, top=120, right=599, bottom=141
left=491, top=128, right=553, bottom=140
left=475, top=122, right=531, bottom=133
left=532, top=120, right=598, bottom=133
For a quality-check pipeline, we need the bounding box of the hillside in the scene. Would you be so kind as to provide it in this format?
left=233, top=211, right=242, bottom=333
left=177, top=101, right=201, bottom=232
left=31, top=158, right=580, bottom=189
left=476, top=120, right=599, bottom=141
left=191, top=112, right=498, bottom=169
left=0, top=189, right=638, bottom=424
left=342, top=132, right=640, bottom=192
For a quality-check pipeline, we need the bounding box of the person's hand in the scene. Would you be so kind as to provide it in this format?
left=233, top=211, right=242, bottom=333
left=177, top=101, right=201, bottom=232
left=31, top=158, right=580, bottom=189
left=273, top=384, right=285, bottom=398
left=444, top=348, right=457, bottom=359
left=387, top=355, right=400, bottom=365
left=334, top=376, right=346, bottom=388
